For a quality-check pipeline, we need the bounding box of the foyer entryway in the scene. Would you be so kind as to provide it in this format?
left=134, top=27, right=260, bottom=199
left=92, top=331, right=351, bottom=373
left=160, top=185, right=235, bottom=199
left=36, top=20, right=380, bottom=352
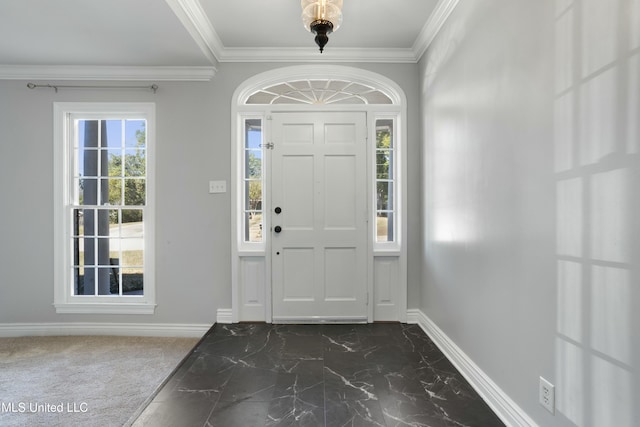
left=231, top=65, right=408, bottom=324
left=133, top=323, right=506, bottom=426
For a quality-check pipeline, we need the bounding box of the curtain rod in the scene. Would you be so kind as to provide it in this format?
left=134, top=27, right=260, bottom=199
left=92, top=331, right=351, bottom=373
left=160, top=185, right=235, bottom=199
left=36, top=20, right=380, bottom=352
left=26, top=83, right=159, bottom=93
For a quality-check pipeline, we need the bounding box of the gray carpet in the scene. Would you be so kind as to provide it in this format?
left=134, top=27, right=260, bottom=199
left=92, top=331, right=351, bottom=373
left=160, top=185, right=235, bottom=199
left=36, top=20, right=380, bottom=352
left=0, top=335, right=199, bottom=427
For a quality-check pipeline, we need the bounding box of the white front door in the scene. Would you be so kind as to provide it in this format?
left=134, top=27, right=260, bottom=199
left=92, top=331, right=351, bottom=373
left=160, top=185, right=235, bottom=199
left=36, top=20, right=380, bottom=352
left=271, top=112, right=368, bottom=322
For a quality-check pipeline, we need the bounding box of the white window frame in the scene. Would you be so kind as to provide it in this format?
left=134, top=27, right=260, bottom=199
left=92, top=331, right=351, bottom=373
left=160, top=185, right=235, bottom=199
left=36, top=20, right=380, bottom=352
left=372, top=114, right=402, bottom=252
left=53, top=102, right=156, bottom=314
left=238, top=113, right=266, bottom=252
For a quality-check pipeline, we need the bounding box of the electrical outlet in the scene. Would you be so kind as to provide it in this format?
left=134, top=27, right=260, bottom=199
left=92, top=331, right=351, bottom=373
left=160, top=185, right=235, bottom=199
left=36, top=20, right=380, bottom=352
left=539, top=377, right=555, bottom=414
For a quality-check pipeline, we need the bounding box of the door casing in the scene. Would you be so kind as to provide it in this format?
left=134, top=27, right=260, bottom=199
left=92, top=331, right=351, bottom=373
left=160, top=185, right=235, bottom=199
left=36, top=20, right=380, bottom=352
left=230, top=65, right=408, bottom=324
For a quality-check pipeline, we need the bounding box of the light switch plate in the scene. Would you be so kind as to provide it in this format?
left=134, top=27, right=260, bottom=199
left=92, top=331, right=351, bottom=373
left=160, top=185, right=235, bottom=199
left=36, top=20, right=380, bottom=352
left=209, top=180, right=227, bottom=194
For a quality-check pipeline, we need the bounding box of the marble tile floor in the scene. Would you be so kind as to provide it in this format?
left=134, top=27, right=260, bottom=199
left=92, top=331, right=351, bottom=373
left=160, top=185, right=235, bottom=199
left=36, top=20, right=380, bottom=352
left=132, top=323, right=505, bottom=427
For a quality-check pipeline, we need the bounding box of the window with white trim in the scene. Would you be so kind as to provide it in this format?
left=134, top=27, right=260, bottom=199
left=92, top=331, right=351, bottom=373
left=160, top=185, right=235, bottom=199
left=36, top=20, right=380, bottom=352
left=54, top=103, right=155, bottom=314
left=375, top=118, right=396, bottom=242
left=243, top=118, right=263, bottom=243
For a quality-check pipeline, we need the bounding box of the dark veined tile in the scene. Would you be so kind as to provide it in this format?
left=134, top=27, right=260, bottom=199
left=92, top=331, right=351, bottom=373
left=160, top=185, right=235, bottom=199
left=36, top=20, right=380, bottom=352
left=276, top=334, right=325, bottom=360
left=320, top=323, right=364, bottom=336
left=219, top=366, right=278, bottom=403
left=133, top=323, right=505, bottom=427
left=273, top=324, right=323, bottom=336
left=321, top=329, right=362, bottom=353
left=324, top=353, right=379, bottom=402
left=197, top=324, right=277, bottom=357
left=174, top=354, right=237, bottom=393
left=266, top=405, right=324, bottom=427
left=354, top=322, right=402, bottom=336
left=133, top=389, right=218, bottom=427
left=267, top=363, right=325, bottom=426
left=271, top=367, right=325, bottom=406
left=267, top=388, right=324, bottom=427
left=211, top=322, right=273, bottom=337
left=205, top=401, right=270, bottom=427
left=151, top=354, right=198, bottom=402
left=325, top=396, right=387, bottom=427
left=378, top=393, right=458, bottom=427
left=418, top=375, right=505, bottom=427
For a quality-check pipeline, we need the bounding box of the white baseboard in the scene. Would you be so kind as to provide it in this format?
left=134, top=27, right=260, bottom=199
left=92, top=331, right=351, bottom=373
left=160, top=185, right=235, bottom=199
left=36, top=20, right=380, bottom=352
left=407, top=309, right=537, bottom=427
left=216, top=308, right=233, bottom=324
left=0, top=322, right=212, bottom=338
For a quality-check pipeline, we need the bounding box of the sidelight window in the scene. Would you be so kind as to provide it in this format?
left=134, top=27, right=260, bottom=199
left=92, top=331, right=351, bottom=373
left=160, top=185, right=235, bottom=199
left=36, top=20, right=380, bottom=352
left=243, top=118, right=263, bottom=243
left=375, top=119, right=396, bottom=243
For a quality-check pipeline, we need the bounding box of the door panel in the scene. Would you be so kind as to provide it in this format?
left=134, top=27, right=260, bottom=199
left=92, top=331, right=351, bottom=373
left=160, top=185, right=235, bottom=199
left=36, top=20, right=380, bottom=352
left=282, top=248, right=315, bottom=301
left=325, top=123, right=357, bottom=144
left=271, top=112, right=367, bottom=322
left=324, top=248, right=358, bottom=300
left=282, top=123, right=314, bottom=145
left=324, top=155, right=357, bottom=228
left=282, top=155, right=315, bottom=229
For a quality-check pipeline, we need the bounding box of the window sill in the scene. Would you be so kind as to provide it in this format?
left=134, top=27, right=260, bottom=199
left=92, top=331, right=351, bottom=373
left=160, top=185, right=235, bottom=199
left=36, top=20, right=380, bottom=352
left=373, top=245, right=402, bottom=256
left=54, top=302, right=156, bottom=315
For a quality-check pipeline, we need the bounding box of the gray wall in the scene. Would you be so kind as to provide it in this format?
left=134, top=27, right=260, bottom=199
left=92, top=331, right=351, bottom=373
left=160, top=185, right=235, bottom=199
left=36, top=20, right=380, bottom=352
left=0, top=62, right=421, bottom=324
left=420, top=0, right=639, bottom=426
left=2, top=1, right=636, bottom=423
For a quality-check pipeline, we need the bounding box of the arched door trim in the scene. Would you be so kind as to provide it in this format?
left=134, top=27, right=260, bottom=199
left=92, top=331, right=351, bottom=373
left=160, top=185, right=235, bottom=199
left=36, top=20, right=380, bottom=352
left=229, top=65, right=407, bottom=324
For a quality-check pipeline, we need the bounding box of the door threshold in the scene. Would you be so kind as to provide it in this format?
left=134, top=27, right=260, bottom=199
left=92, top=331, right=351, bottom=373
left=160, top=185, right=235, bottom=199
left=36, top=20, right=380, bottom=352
left=272, top=316, right=368, bottom=324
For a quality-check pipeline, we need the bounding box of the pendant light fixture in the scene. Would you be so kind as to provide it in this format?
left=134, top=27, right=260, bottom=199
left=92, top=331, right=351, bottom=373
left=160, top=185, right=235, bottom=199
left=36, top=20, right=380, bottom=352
left=301, top=0, right=343, bottom=53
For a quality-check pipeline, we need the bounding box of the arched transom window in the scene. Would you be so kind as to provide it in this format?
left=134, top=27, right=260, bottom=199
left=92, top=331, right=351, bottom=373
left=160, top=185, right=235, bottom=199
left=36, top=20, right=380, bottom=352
left=246, top=79, right=393, bottom=105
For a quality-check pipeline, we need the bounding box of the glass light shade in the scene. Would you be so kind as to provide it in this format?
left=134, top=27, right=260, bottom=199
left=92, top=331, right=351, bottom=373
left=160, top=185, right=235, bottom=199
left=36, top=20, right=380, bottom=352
left=301, top=0, right=343, bottom=32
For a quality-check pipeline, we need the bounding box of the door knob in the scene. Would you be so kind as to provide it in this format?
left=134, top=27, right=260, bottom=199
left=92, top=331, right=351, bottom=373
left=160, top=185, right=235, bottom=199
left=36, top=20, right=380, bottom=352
left=274, top=226, right=282, bottom=233
left=275, top=207, right=282, bottom=214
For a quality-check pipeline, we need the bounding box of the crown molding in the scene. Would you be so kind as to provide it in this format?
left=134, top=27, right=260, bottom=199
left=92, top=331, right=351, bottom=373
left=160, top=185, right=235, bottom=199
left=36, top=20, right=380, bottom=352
left=164, top=0, right=221, bottom=65
left=215, top=47, right=418, bottom=63
left=168, top=0, right=454, bottom=64
left=0, top=65, right=217, bottom=81
left=0, top=0, right=459, bottom=79
left=413, top=0, right=461, bottom=61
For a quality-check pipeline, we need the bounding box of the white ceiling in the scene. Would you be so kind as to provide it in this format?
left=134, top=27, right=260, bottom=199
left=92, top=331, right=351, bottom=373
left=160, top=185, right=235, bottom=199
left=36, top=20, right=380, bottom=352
left=203, top=0, right=438, bottom=49
left=0, top=0, right=458, bottom=80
